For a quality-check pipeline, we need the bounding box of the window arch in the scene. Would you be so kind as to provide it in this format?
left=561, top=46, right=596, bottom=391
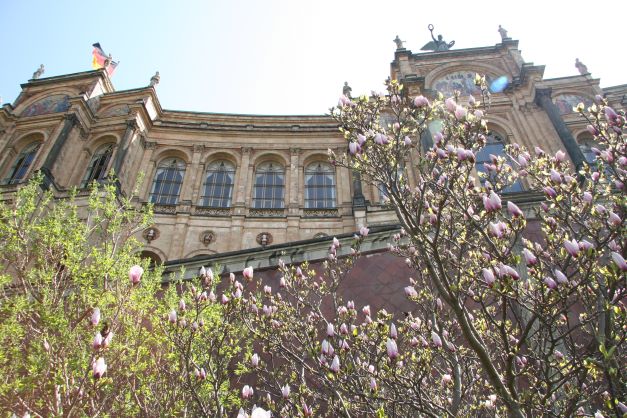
left=475, top=132, right=523, bottom=193
left=81, top=144, right=113, bottom=187
left=253, top=161, right=285, bottom=209
left=149, top=158, right=186, bottom=205
left=304, top=162, right=336, bottom=208
left=199, top=160, right=235, bottom=207
left=4, top=142, right=41, bottom=185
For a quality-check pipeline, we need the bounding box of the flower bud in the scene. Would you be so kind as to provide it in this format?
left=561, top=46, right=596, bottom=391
left=129, top=265, right=143, bottom=285
left=90, top=308, right=101, bottom=327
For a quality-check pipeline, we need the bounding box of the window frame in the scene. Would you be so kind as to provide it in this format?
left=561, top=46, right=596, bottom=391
left=199, top=160, right=236, bottom=208
left=149, top=158, right=186, bottom=205
left=304, top=162, right=337, bottom=209
left=252, top=161, right=285, bottom=209
left=81, top=144, right=114, bottom=188
left=4, top=142, right=41, bottom=185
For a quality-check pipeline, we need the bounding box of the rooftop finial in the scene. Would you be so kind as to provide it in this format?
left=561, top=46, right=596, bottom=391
left=498, top=25, right=509, bottom=41
left=575, top=58, right=589, bottom=75
left=393, top=35, right=405, bottom=50
left=421, top=24, right=454, bottom=52
left=342, top=81, right=352, bottom=98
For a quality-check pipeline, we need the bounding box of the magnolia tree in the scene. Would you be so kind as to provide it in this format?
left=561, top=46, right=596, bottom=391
left=209, top=80, right=625, bottom=417
left=0, top=179, right=176, bottom=417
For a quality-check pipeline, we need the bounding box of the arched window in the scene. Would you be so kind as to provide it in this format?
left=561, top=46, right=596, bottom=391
left=81, top=144, right=113, bottom=187
left=149, top=158, right=186, bottom=205
left=4, top=142, right=40, bottom=185
left=475, top=132, right=523, bottom=193
left=578, top=134, right=599, bottom=165
left=304, top=162, right=336, bottom=208
left=200, top=160, right=235, bottom=207
left=253, top=161, right=284, bottom=209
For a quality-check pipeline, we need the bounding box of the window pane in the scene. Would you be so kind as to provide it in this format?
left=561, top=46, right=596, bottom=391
left=150, top=159, right=185, bottom=205
left=305, top=162, right=336, bottom=208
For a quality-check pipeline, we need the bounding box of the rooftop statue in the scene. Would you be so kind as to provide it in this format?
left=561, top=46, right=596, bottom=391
left=575, top=58, right=589, bottom=75
left=498, top=25, right=509, bottom=41
left=393, top=35, right=405, bottom=49
left=421, top=24, right=455, bottom=52
left=343, top=81, right=352, bottom=98
left=150, top=71, right=160, bottom=87
left=32, top=64, right=45, bottom=80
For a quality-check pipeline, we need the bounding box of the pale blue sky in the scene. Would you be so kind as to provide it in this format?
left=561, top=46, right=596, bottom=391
left=1, top=0, right=625, bottom=115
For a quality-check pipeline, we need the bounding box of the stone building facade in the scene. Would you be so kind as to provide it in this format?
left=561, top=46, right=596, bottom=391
left=0, top=36, right=625, bottom=278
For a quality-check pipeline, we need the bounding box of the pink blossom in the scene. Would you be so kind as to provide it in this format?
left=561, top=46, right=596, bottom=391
left=522, top=248, right=537, bottom=266
left=432, top=331, right=442, bottom=348
left=90, top=308, right=101, bottom=327
left=474, top=109, right=484, bottom=118
left=243, top=266, right=254, bottom=280
left=550, top=169, right=562, bottom=184
left=348, top=142, right=359, bottom=155
left=535, top=146, right=545, bottom=156
left=129, top=265, right=143, bottom=285
left=242, top=385, right=254, bottom=399
left=433, top=132, right=444, bottom=144
left=296, top=267, right=303, bottom=277
left=330, top=355, right=340, bottom=372
left=500, top=264, right=520, bottom=280
left=482, top=268, right=495, bottom=286
left=595, top=204, right=606, bottom=214
left=386, top=338, right=399, bottom=359
left=611, top=252, right=627, bottom=271
left=339, top=323, right=349, bottom=335
left=404, top=286, right=417, bottom=298
left=608, top=211, right=621, bottom=227
left=357, top=134, right=367, bottom=145
left=507, top=201, right=523, bottom=217
left=436, top=298, right=443, bottom=310
left=489, top=222, right=507, bottom=238
left=359, top=226, right=369, bottom=236
left=414, top=95, right=429, bottom=107
left=483, top=191, right=502, bottom=212
left=93, top=332, right=103, bottom=350
left=327, top=323, right=335, bottom=337
left=251, top=353, right=260, bottom=367
left=263, top=285, right=271, bottom=295
left=370, top=377, right=378, bottom=390
left=468, top=95, right=476, bottom=106
left=93, top=357, right=107, bottom=379
left=579, top=240, right=594, bottom=251
left=586, top=124, right=599, bottom=136
left=338, top=94, right=351, bottom=106
left=281, top=384, right=290, bottom=399
left=362, top=305, right=371, bottom=316
left=179, top=299, right=186, bottom=311
left=445, top=97, right=457, bottom=112
left=374, top=133, right=387, bottom=145
left=404, top=136, right=412, bottom=146
left=302, top=403, right=313, bottom=416
left=221, top=294, right=230, bottom=304
left=543, top=277, right=557, bottom=290
left=168, top=309, right=177, bottom=323
left=442, top=374, right=452, bottom=385
left=583, top=192, right=593, bottom=203
left=543, top=186, right=557, bottom=199
left=102, top=332, right=113, bottom=348
left=454, top=106, right=467, bottom=120
left=554, top=269, right=568, bottom=285
left=564, top=239, right=580, bottom=257
left=555, top=150, right=566, bottom=162
left=390, top=323, right=398, bottom=339
left=208, top=291, right=216, bottom=302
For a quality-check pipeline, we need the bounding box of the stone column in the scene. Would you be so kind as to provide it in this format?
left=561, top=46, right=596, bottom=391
left=352, top=170, right=366, bottom=208
left=288, top=148, right=300, bottom=213
left=185, top=144, right=203, bottom=203
left=110, top=119, right=138, bottom=177
left=40, top=114, right=79, bottom=182
left=138, top=141, right=157, bottom=199
left=535, top=88, right=585, bottom=171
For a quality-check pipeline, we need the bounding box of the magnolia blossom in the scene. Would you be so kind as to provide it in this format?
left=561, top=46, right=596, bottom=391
left=454, top=106, right=467, bottom=120
left=564, top=239, right=580, bottom=257
left=362, top=305, right=371, bottom=316
left=370, top=377, right=378, bottom=390
left=251, top=353, right=260, bottom=367
left=554, top=150, right=566, bottom=162
left=611, top=252, right=627, bottom=272
left=386, top=338, right=399, bottom=359
left=431, top=331, right=442, bottom=348
left=482, top=268, right=495, bottom=286
left=522, top=248, right=537, bottom=266
left=93, top=332, right=103, bottom=350
left=390, top=323, right=398, bottom=339
left=507, top=201, right=523, bottom=217
left=281, top=384, right=290, bottom=398
left=92, top=357, right=107, bottom=379
left=544, top=277, right=557, bottom=290
left=168, top=309, right=177, bottom=323
left=243, top=266, right=254, bottom=280
left=483, top=191, right=502, bottom=212
left=330, top=355, right=340, bottom=373
left=179, top=299, right=186, bottom=311
left=327, top=323, right=335, bottom=337
left=414, top=95, right=429, bottom=107
left=90, top=308, right=101, bottom=327
left=263, top=285, right=272, bottom=295
left=554, top=269, right=568, bottom=285
left=404, top=286, right=417, bottom=298
left=543, top=186, right=557, bottom=199
left=129, top=265, right=143, bottom=285
left=445, top=97, right=457, bottom=112
left=442, top=374, right=452, bottom=385
left=242, top=385, right=254, bottom=399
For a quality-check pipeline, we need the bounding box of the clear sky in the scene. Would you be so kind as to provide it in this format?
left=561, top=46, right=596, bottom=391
left=1, top=0, right=625, bottom=115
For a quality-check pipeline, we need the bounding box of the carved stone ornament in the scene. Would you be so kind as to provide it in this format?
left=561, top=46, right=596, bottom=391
left=200, top=230, right=215, bottom=246
left=143, top=227, right=160, bottom=243
left=313, top=232, right=329, bottom=239
left=304, top=208, right=339, bottom=218
left=256, top=232, right=273, bottom=246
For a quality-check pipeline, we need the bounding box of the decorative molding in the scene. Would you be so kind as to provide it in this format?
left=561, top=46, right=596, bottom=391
left=249, top=208, right=286, bottom=217
left=256, top=232, right=273, bottom=246
left=153, top=204, right=177, bottom=214
left=193, top=206, right=232, bottom=217
left=193, top=144, right=205, bottom=153
left=144, top=141, right=157, bottom=150
left=303, top=208, right=339, bottom=218
left=313, top=232, right=329, bottom=238
left=199, top=230, right=215, bottom=246
left=143, top=227, right=160, bottom=243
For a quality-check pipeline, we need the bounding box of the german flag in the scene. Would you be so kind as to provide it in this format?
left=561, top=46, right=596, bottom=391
left=92, top=43, right=118, bottom=76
